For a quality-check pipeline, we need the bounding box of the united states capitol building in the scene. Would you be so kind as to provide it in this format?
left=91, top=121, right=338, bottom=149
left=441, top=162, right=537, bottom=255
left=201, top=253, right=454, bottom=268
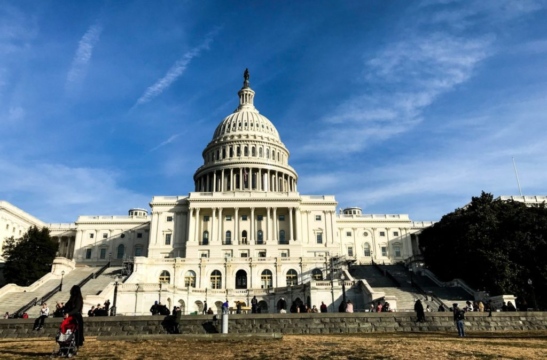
left=1, top=71, right=532, bottom=315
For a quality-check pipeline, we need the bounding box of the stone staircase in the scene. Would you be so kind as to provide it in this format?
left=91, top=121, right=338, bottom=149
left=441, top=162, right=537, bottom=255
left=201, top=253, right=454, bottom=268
left=80, top=267, right=124, bottom=298
left=349, top=265, right=398, bottom=287
left=412, top=273, right=473, bottom=307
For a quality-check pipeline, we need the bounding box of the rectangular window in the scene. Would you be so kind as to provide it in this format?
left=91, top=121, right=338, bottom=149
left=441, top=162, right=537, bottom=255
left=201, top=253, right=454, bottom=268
left=165, top=234, right=172, bottom=245
left=315, top=215, right=321, bottom=221
left=103, top=233, right=108, bottom=239
left=241, top=215, right=248, bottom=221
left=348, top=247, right=354, bottom=257
left=278, top=215, right=285, bottom=221
left=137, top=233, right=143, bottom=238
left=224, top=251, right=232, bottom=258
left=379, top=231, right=386, bottom=237
left=100, top=248, right=106, bottom=259
left=316, top=233, right=323, bottom=244
left=85, top=249, right=92, bottom=259
left=346, top=231, right=352, bottom=237
left=226, top=215, right=232, bottom=221
left=257, top=215, right=263, bottom=221
left=135, top=247, right=143, bottom=256
left=393, top=231, right=399, bottom=237
left=89, top=233, right=94, bottom=239
left=281, top=251, right=289, bottom=258
left=258, top=251, right=266, bottom=258
left=201, top=251, right=209, bottom=258
left=203, top=216, right=210, bottom=222
left=166, top=216, right=173, bottom=222
left=394, top=246, right=401, bottom=257
left=240, top=252, right=248, bottom=258
left=381, top=246, right=387, bottom=257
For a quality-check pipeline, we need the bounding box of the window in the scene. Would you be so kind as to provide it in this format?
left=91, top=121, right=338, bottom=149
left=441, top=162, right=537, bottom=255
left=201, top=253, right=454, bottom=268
left=202, top=231, right=209, bottom=245
left=100, top=248, right=106, bottom=259
left=226, top=215, right=232, bottom=221
left=167, top=216, right=173, bottom=222
left=312, top=268, right=323, bottom=281
left=259, top=147, right=263, bottom=157
left=135, top=246, right=143, bottom=257
left=261, top=270, right=273, bottom=288
left=244, top=146, right=249, bottom=156
left=252, top=147, right=256, bottom=157
left=224, top=251, right=232, bottom=258
left=204, top=216, right=210, bottom=222
left=315, top=215, right=321, bottom=221
left=184, top=271, right=196, bottom=288
left=241, top=230, right=248, bottom=245
left=165, top=234, right=172, bottom=245
left=102, top=233, right=108, bottom=239
left=379, top=231, right=386, bottom=237
left=316, top=233, right=323, bottom=244
left=393, top=231, right=399, bottom=236
left=85, top=249, right=92, bottom=259
left=137, top=233, right=142, bottom=238
left=394, top=245, right=401, bottom=257
left=348, top=247, right=354, bottom=257
left=241, top=215, right=248, bottom=221
left=364, top=243, right=371, bottom=257
left=201, top=251, right=209, bottom=258
left=236, top=270, right=247, bottom=289
left=286, top=269, right=298, bottom=286
left=381, top=246, right=387, bottom=257
left=278, top=215, right=285, bottom=221
left=279, top=230, right=286, bottom=244
left=89, top=233, right=94, bottom=239
left=258, top=251, right=266, bottom=258
left=211, top=270, right=222, bottom=289
left=159, top=270, right=170, bottom=284
left=346, top=231, right=352, bottom=237
left=117, top=244, right=125, bottom=259
left=240, top=252, right=248, bottom=258
left=257, top=230, right=264, bottom=244
left=225, top=231, right=232, bottom=245
left=257, top=215, right=263, bottom=221
left=280, top=250, right=289, bottom=258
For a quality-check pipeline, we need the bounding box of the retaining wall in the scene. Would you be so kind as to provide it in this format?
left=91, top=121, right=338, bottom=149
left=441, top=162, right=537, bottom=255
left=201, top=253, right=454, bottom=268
left=0, top=312, right=546, bottom=339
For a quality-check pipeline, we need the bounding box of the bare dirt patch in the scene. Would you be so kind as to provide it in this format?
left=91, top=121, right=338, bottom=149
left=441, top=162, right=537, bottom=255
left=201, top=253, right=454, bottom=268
left=0, top=332, right=546, bottom=359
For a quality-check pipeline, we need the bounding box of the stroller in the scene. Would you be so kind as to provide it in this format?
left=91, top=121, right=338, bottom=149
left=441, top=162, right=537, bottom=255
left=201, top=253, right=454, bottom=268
left=51, top=316, right=79, bottom=358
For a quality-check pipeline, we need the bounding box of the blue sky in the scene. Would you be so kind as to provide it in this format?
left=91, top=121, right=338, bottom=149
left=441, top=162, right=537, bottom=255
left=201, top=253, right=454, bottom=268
left=1, top=0, right=547, bottom=223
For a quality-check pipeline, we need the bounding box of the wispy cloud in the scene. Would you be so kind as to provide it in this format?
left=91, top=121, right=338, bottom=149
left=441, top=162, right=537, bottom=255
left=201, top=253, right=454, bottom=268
left=65, top=23, right=103, bottom=92
left=133, top=30, right=219, bottom=108
left=149, top=133, right=183, bottom=152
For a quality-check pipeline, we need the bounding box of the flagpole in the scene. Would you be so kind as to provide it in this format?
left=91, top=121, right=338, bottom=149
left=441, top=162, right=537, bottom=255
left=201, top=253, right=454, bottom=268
left=512, top=157, right=523, bottom=196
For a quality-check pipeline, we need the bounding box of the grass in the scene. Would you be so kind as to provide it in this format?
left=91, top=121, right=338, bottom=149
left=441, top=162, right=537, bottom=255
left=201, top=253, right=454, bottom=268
left=0, top=331, right=546, bottom=359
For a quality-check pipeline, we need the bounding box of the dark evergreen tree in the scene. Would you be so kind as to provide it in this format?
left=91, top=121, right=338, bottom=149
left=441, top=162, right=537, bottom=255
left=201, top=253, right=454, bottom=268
left=419, top=192, right=547, bottom=310
left=2, top=226, right=58, bottom=286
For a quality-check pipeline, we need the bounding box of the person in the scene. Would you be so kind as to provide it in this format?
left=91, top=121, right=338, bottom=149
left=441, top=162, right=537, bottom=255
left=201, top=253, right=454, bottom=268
left=338, top=300, right=347, bottom=313
left=222, top=300, right=229, bottom=314
left=150, top=301, right=159, bottom=315
left=251, top=296, right=258, bottom=314
left=311, top=305, right=319, bottom=313
left=376, top=302, right=383, bottom=313
left=383, top=302, right=390, bottom=312
left=486, top=300, right=494, bottom=317
left=278, top=297, right=287, bottom=313
left=425, top=305, right=431, bottom=312
left=320, top=302, right=327, bottom=313
left=54, top=302, right=65, bottom=317
left=22, top=313, right=29, bottom=319
left=87, top=306, right=95, bottom=317
left=207, top=307, right=214, bottom=315
left=507, top=301, right=517, bottom=311
left=478, top=301, right=484, bottom=312
left=104, top=299, right=111, bottom=313
left=3, top=312, right=9, bottom=319
left=368, top=304, right=375, bottom=313
left=346, top=300, right=354, bottom=313
left=63, top=285, right=84, bottom=347
left=414, top=299, right=425, bottom=322
left=174, top=306, right=181, bottom=333
left=33, top=303, right=49, bottom=330
left=438, top=304, right=446, bottom=312
left=453, top=303, right=466, bottom=337
left=203, top=300, right=208, bottom=315
left=236, top=301, right=242, bottom=314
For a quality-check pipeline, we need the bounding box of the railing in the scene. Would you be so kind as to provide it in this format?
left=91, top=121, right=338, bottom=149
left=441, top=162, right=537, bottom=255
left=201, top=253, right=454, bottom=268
left=38, top=284, right=62, bottom=306
left=12, top=297, right=38, bottom=317
left=79, top=261, right=110, bottom=289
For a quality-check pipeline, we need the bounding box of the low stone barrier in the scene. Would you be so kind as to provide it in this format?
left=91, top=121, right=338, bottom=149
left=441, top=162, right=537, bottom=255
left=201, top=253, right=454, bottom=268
left=0, top=312, right=545, bottom=339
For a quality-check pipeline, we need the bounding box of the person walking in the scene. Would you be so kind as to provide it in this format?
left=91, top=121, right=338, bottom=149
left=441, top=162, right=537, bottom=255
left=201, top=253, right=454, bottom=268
left=203, top=300, right=208, bottom=315
left=63, top=285, right=85, bottom=347
left=414, top=299, right=425, bottom=322
left=33, top=303, right=49, bottom=330
left=453, top=303, right=466, bottom=337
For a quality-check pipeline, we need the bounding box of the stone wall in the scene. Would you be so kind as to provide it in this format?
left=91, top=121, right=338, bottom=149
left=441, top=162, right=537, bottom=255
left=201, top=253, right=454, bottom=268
left=0, top=312, right=546, bottom=339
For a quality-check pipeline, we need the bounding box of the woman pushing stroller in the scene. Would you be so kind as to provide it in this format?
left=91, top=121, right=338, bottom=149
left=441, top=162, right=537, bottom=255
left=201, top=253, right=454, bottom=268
left=62, top=285, right=85, bottom=347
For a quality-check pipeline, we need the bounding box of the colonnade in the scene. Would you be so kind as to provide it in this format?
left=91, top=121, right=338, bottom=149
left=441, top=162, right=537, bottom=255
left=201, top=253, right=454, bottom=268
left=53, top=236, right=76, bottom=259
left=195, top=167, right=297, bottom=193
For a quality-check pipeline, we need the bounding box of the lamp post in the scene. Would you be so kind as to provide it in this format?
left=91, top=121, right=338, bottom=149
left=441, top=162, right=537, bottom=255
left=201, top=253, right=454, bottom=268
left=111, top=276, right=119, bottom=316
left=60, top=270, right=65, bottom=292
left=528, top=279, right=538, bottom=311
left=159, top=281, right=162, bottom=304
left=340, top=273, right=347, bottom=304
left=109, top=252, right=112, bottom=267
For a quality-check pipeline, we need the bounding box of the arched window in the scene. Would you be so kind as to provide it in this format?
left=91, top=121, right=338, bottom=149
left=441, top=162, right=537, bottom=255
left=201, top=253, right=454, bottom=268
left=202, top=231, right=209, bottom=245
left=272, top=150, right=276, bottom=161
left=252, top=147, right=256, bottom=157
left=244, top=146, right=249, bottom=156
left=261, top=269, right=273, bottom=288
left=184, top=270, right=196, bottom=288
left=159, top=270, right=171, bottom=284
left=259, top=147, right=263, bottom=157
left=117, top=244, right=125, bottom=259
left=312, top=268, right=323, bottom=281
left=286, top=269, right=298, bottom=286
left=237, top=146, right=241, bottom=157
left=241, top=230, right=248, bottom=245
left=225, top=231, right=232, bottom=245
left=266, top=148, right=269, bottom=159
left=279, top=230, right=286, bottom=244
left=257, top=230, right=263, bottom=245
left=211, top=270, right=222, bottom=289
left=235, top=270, right=247, bottom=289
left=229, top=146, right=234, bottom=157
left=364, top=243, right=371, bottom=257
